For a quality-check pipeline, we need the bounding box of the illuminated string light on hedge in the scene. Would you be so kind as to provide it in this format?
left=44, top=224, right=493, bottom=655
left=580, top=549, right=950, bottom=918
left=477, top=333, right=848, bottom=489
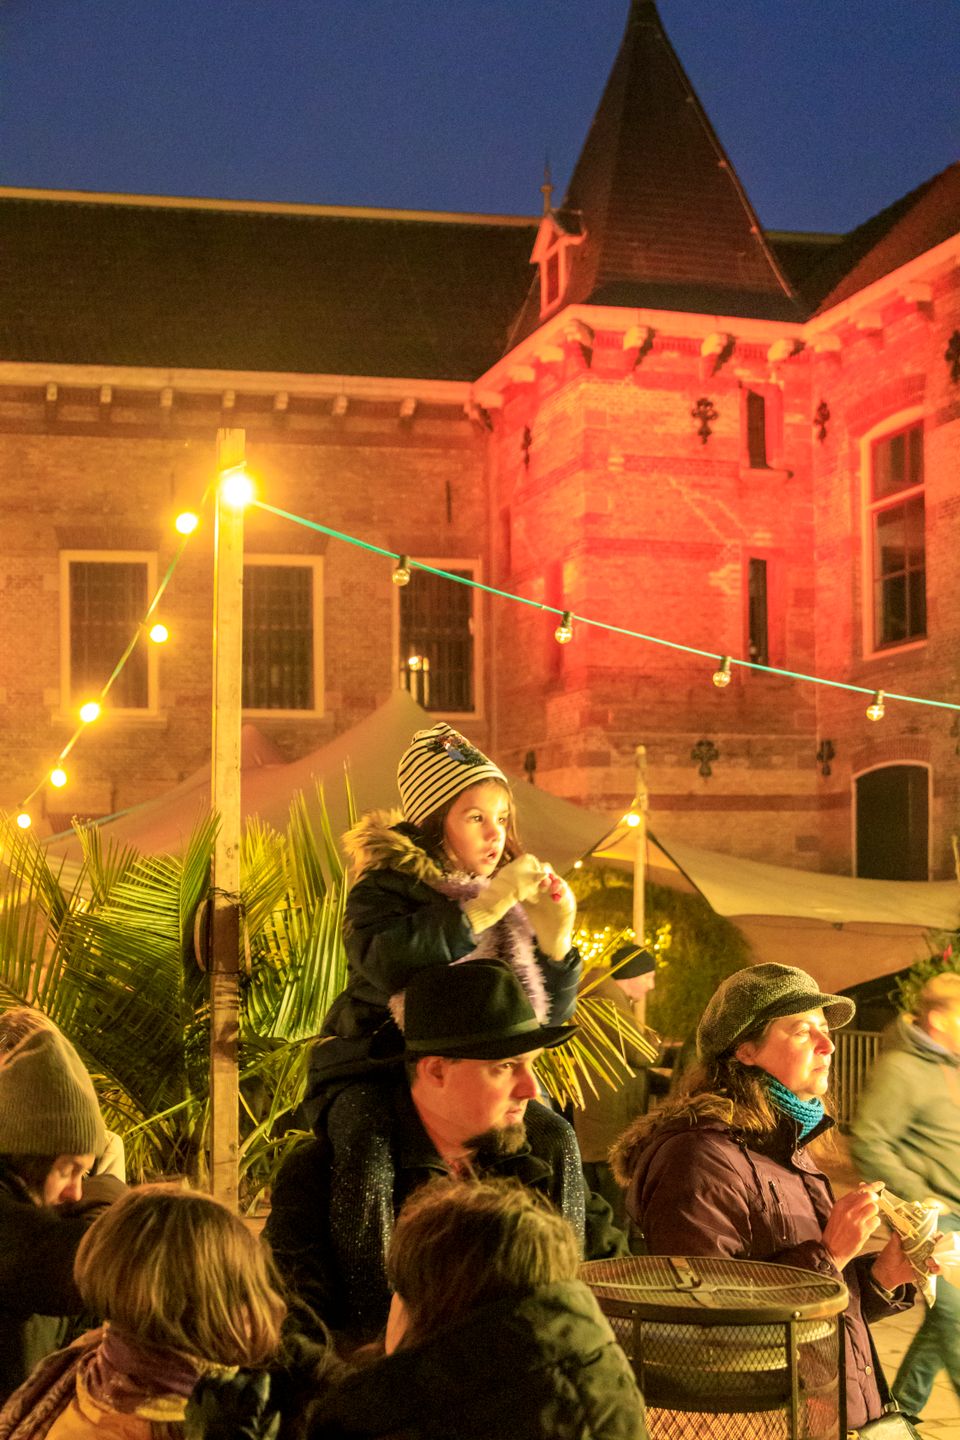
left=554, top=611, right=574, bottom=645
left=392, top=555, right=412, bottom=586
left=246, top=500, right=960, bottom=716
left=866, top=690, right=886, bottom=722
left=712, top=656, right=732, bottom=688
left=14, top=488, right=209, bottom=825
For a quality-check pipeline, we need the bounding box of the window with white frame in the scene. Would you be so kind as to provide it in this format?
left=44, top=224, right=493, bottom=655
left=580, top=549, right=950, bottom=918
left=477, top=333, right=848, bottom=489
left=398, top=563, right=477, bottom=714
left=242, top=558, right=323, bottom=713
left=61, top=552, right=154, bottom=710
left=868, top=421, right=925, bottom=650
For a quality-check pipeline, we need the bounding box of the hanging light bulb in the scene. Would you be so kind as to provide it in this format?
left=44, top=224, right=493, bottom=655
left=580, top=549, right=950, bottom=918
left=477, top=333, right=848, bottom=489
left=554, top=611, right=574, bottom=645
left=407, top=654, right=423, bottom=672
left=866, top=689, right=886, bottom=722
left=16, top=812, right=31, bottom=830
left=220, top=464, right=254, bottom=509
left=392, top=555, right=412, bottom=586
left=175, top=511, right=199, bottom=536
left=79, top=700, right=101, bottom=724
left=50, top=767, right=67, bottom=788
left=712, top=656, right=733, bottom=688
left=149, top=622, right=170, bottom=644
left=624, top=810, right=642, bottom=829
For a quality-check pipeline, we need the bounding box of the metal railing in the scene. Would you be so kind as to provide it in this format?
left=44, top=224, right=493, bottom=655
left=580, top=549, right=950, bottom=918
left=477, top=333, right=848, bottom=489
left=832, top=1029, right=882, bottom=1130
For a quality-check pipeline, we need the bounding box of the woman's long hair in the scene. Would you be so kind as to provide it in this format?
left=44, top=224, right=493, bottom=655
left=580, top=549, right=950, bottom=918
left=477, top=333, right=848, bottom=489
left=75, top=1184, right=286, bottom=1366
left=386, top=1179, right=579, bottom=1350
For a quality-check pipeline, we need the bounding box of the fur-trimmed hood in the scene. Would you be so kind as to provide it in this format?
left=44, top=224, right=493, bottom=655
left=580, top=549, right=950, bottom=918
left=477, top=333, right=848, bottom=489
left=343, top=809, right=445, bottom=887
left=610, top=1095, right=736, bottom=1189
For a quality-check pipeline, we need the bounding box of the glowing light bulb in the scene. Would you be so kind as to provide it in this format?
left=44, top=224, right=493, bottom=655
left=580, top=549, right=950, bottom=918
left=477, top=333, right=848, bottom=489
left=624, top=811, right=642, bottom=829
left=50, top=768, right=67, bottom=788
left=16, top=812, right=31, bottom=830
left=149, top=623, right=169, bottom=644
left=573, top=859, right=583, bottom=869
left=712, top=656, right=733, bottom=688
left=866, top=690, right=886, bottom=722
left=220, top=465, right=254, bottom=508
left=175, top=511, right=199, bottom=536
left=79, top=701, right=101, bottom=724
left=392, top=555, right=412, bottom=586
left=554, top=612, right=574, bottom=645
left=407, top=655, right=423, bottom=671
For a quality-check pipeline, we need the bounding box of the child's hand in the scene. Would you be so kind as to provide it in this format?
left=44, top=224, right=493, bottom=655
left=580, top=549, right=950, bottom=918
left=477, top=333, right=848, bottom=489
left=525, top=869, right=577, bottom=960
left=463, top=854, right=549, bottom=933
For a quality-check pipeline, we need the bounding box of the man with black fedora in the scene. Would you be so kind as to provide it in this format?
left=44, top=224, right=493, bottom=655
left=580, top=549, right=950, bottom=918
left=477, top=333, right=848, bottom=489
left=266, top=963, right=623, bottom=1346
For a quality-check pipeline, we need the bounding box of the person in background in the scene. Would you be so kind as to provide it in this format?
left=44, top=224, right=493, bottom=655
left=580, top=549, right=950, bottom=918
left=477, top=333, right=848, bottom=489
left=851, top=971, right=960, bottom=1420
left=612, top=964, right=917, bottom=1433
left=0, top=1008, right=125, bottom=1404
left=574, top=945, right=663, bottom=1228
left=0, top=1185, right=291, bottom=1440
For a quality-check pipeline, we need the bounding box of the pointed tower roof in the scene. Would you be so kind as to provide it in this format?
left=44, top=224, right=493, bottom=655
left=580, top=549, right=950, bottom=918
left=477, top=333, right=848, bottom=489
left=510, top=0, right=799, bottom=344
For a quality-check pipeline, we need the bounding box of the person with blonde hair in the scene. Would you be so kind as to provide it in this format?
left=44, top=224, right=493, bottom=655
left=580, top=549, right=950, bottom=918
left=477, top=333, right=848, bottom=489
left=0, top=1008, right=125, bottom=1404
left=0, top=1185, right=287, bottom=1440
left=852, top=968, right=960, bottom=1419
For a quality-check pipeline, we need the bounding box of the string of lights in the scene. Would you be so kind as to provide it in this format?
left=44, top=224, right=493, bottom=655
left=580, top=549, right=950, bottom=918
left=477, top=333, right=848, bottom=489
left=14, top=499, right=208, bottom=830
left=252, top=498, right=960, bottom=718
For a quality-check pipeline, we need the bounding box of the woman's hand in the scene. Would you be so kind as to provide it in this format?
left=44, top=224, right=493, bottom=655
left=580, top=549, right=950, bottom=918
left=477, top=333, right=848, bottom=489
left=872, top=1231, right=923, bottom=1291
left=821, top=1184, right=882, bottom=1271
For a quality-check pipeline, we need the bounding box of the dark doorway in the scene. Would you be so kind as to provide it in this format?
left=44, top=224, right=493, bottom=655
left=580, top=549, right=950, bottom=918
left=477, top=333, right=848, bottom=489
left=855, top=765, right=929, bottom=880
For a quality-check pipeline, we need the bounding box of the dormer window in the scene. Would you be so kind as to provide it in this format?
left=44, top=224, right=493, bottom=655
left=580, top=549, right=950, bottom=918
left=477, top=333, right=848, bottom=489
left=531, top=211, right=584, bottom=317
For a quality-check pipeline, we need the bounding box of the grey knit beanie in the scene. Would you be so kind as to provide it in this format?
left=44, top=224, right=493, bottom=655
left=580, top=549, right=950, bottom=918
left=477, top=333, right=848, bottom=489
left=397, top=723, right=508, bottom=826
left=697, top=964, right=855, bottom=1063
left=0, top=1009, right=106, bottom=1156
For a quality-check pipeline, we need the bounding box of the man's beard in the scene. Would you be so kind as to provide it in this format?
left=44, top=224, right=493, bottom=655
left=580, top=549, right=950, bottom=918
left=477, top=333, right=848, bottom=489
left=463, top=1121, right=527, bottom=1162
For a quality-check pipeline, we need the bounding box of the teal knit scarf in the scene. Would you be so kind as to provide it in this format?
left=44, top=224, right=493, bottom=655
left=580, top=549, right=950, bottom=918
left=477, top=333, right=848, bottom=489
left=766, top=1077, right=824, bottom=1138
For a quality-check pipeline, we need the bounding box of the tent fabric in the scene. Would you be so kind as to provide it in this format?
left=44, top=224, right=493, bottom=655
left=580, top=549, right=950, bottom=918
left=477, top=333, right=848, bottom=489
left=44, top=692, right=614, bottom=877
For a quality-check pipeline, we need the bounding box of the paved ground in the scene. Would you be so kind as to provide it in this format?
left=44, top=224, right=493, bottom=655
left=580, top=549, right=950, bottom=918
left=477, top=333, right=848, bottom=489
left=827, top=1137, right=960, bottom=1435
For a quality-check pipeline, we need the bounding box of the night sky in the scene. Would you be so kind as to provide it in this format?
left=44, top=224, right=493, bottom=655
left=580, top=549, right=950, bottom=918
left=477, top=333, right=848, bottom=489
left=0, top=0, right=957, bottom=236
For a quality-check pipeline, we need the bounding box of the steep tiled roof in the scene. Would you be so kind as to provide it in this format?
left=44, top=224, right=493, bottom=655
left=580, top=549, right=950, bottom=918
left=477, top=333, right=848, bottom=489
left=0, top=191, right=537, bottom=381
left=808, top=162, right=960, bottom=314
left=509, top=0, right=800, bottom=344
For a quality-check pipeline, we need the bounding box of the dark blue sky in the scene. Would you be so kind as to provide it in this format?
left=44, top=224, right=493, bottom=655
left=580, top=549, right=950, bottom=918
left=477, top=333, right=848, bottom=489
left=1, top=1, right=957, bottom=235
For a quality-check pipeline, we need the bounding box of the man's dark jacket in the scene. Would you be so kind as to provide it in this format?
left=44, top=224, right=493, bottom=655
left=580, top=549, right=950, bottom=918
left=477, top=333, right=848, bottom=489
left=304, top=1281, right=646, bottom=1440
left=265, top=1079, right=624, bottom=1342
left=0, top=1167, right=124, bottom=1404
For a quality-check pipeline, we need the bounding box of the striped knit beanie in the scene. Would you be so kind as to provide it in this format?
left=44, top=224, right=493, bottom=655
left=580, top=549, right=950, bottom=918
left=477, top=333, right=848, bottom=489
left=397, top=723, right=508, bottom=826
left=0, top=1008, right=106, bottom=1157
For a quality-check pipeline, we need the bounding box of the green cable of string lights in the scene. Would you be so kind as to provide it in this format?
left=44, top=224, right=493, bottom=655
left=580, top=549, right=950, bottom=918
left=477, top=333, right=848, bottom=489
left=17, top=491, right=211, bottom=817
left=252, top=498, right=960, bottom=715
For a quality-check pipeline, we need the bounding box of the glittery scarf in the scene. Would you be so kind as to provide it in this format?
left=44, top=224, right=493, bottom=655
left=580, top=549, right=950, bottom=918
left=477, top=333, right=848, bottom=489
left=766, top=1077, right=824, bottom=1138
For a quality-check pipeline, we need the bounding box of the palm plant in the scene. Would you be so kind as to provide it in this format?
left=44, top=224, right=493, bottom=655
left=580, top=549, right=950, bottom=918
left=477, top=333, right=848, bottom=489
left=0, top=785, right=652, bottom=1207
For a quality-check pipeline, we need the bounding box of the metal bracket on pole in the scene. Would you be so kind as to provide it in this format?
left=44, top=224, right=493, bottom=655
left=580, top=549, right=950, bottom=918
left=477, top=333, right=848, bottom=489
left=209, top=427, right=245, bottom=1209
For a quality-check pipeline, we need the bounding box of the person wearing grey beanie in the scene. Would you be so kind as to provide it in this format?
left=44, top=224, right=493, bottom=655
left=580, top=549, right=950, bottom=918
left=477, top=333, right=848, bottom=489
left=0, top=1008, right=125, bottom=1403
left=610, top=964, right=922, bottom=1432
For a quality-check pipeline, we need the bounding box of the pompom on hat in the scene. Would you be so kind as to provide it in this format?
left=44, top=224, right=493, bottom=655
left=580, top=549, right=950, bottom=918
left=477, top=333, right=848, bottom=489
left=0, top=1008, right=106, bottom=1157
left=696, top=963, right=855, bottom=1063
left=397, top=722, right=508, bottom=827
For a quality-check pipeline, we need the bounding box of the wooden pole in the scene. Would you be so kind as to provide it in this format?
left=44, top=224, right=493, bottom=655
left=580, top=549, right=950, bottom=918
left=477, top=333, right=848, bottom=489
left=209, top=428, right=245, bottom=1209
left=632, top=744, right=649, bottom=1025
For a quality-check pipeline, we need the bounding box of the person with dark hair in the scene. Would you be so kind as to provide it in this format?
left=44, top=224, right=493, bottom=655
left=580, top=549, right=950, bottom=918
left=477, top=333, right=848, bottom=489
left=0, top=1008, right=125, bottom=1404
left=266, top=964, right=625, bottom=1346
left=611, top=964, right=918, bottom=1433
left=0, top=1185, right=290, bottom=1440
left=851, top=971, right=960, bottom=1420
left=306, top=720, right=581, bottom=1106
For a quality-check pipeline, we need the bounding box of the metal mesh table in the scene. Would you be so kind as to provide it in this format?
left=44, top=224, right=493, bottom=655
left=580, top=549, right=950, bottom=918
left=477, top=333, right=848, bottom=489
left=581, top=1254, right=848, bottom=1439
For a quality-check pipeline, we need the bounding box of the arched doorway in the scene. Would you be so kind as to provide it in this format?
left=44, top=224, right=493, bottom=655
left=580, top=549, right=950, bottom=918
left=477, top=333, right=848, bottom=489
left=854, top=763, right=929, bottom=880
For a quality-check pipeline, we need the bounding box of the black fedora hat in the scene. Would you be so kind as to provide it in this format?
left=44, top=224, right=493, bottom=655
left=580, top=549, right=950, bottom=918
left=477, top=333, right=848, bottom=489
left=404, top=963, right=576, bottom=1060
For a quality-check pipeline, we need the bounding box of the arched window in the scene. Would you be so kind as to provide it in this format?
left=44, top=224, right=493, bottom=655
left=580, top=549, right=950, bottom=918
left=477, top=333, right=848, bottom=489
left=854, top=763, right=929, bottom=880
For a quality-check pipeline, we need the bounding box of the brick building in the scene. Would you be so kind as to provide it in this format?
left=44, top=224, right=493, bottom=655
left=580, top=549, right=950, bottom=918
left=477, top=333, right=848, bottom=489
left=1, top=0, right=958, bottom=879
